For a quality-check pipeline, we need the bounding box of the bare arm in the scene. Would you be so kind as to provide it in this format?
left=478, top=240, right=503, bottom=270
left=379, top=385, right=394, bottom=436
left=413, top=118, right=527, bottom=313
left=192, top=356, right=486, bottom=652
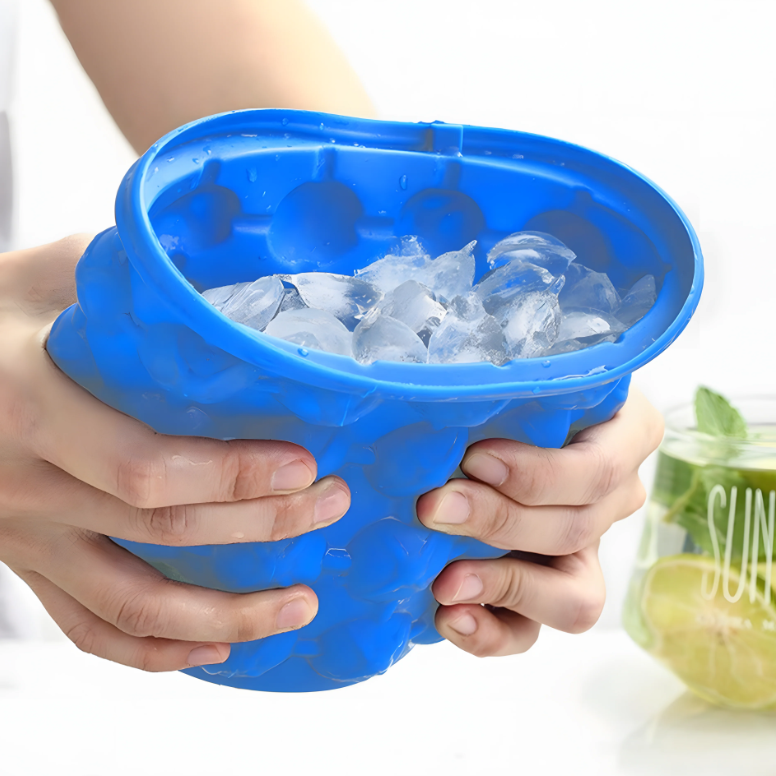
left=50, top=0, right=376, bottom=154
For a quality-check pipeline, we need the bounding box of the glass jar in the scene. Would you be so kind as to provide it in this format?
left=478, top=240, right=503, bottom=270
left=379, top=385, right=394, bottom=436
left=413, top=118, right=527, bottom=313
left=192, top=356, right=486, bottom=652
left=624, top=397, right=776, bottom=710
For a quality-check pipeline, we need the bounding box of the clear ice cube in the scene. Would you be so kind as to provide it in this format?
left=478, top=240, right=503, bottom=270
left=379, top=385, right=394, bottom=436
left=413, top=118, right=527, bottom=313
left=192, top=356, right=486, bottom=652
left=282, top=273, right=383, bottom=330
left=448, top=292, right=488, bottom=322
left=279, top=286, right=307, bottom=314
left=354, top=236, right=431, bottom=293
left=428, top=311, right=505, bottom=365
left=474, top=260, right=556, bottom=315
left=352, top=311, right=428, bottom=364
left=264, top=308, right=352, bottom=356
left=500, top=290, right=561, bottom=359
left=420, top=240, right=476, bottom=302
left=559, top=264, right=620, bottom=314
left=617, top=274, right=657, bottom=326
left=487, top=231, right=576, bottom=276
left=557, top=308, right=625, bottom=342
left=204, top=276, right=284, bottom=331
left=377, top=280, right=447, bottom=345
left=202, top=283, right=239, bottom=309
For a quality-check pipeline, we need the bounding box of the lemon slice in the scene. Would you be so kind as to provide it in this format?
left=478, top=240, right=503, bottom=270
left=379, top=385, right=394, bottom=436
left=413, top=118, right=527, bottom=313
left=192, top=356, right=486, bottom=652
left=640, top=554, right=776, bottom=709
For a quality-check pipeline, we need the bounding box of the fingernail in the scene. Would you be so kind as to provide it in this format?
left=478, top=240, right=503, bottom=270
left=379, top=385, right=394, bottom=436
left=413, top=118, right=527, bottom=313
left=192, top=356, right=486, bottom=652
left=432, top=490, right=470, bottom=525
left=187, top=644, right=225, bottom=667
left=449, top=613, right=478, bottom=636
left=276, top=598, right=314, bottom=630
left=453, top=574, right=484, bottom=603
left=271, top=460, right=314, bottom=493
left=462, top=453, right=509, bottom=487
left=313, top=482, right=349, bottom=524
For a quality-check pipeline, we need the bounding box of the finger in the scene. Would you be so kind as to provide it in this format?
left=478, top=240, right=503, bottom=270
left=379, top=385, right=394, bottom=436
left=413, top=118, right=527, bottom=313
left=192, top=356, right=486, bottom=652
left=4, top=461, right=349, bottom=545
left=417, top=473, right=646, bottom=555
left=435, top=604, right=541, bottom=657
left=29, top=351, right=319, bottom=508
left=433, top=545, right=606, bottom=634
left=459, top=386, right=664, bottom=506
left=35, top=528, right=318, bottom=643
left=18, top=569, right=231, bottom=672
left=0, top=234, right=94, bottom=318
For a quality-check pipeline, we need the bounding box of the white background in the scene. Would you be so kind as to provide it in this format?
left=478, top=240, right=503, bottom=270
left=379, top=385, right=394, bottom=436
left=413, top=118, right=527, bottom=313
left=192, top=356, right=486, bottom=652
left=4, top=0, right=776, bottom=642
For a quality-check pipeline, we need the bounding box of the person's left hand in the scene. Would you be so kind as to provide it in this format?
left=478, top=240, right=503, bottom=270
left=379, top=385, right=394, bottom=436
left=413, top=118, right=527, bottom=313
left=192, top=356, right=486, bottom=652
left=416, top=386, right=662, bottom=657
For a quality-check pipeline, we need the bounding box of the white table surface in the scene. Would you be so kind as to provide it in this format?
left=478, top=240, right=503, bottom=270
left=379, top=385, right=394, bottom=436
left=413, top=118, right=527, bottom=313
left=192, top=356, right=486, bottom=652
left=1, top=627, right=774, bottom=776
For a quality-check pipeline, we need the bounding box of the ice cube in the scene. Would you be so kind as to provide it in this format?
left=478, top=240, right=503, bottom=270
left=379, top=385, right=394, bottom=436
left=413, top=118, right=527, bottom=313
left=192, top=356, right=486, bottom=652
left=264, top=308, right=352, bottom=356
left=559, top=264, right=620, bottom=314
left=204, top=276, right=284, bottom=331
left=282, top=273, right=383, bottom=330
left=543, top=308, right=625, bottom=355
left=448, top=292, right=488, bottom=322
left=487, top=231, right=576, bottom=276
left=428, top=311, right=506, bottom=365
left=500, top=290, right=561, bottom=359
left=617, top=274, right=657, bottom=326
left=377, top=280, right=447, bottom=345
left=354, top=236, right=431, bottom=293
left=202, top=283, right=240, bottom=309
left=475, top=260, right=556, bottom=315
left=557, top=308, right=625, bottom=342
left=279, top=286, right=307, bottom=314
left=420, top=240, right=476, bottom=302
left=352, top=311, right=428, bottom=364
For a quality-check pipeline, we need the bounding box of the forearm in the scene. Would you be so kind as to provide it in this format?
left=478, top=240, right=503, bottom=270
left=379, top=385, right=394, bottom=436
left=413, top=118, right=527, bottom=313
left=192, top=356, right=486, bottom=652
left=50, top=0, right=376, bottom=154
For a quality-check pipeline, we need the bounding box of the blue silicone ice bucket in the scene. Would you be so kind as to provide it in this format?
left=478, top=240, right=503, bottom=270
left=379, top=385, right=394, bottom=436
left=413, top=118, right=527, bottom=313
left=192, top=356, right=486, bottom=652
left=46, top=110, right=702, bottom=692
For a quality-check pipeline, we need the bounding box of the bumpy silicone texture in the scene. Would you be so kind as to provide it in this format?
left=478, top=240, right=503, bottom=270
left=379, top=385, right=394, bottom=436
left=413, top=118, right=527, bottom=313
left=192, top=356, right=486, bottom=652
left=46, top=110, right=702, bottom=692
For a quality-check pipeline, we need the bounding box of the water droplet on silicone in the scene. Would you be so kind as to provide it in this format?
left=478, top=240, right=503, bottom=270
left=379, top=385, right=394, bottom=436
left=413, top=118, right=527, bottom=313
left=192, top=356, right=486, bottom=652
left=298, top=347, right=309, bottom=357
left=542, top=360, right=551, bottom=368
left=204, top=145, right=212, bottom=155
left=319, top=123, right=325, bottom=130
left=532, top=386, right=541, bottom=394
left=247, top=168, right=258, bottom=183
left=399, top=174, right=408, bottom=190
left=192, top=157, right=200, bottom=164
left=281, top=117, right=289, bottom=126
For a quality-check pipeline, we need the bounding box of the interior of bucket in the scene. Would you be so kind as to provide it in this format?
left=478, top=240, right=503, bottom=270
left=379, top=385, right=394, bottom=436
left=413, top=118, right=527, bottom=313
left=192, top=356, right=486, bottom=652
left=135, top=111, right=698, bottom=377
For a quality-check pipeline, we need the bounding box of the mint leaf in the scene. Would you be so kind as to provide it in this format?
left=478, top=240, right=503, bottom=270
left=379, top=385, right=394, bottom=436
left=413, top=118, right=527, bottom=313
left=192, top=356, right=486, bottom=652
left=694, top=386, right=748, bottom=438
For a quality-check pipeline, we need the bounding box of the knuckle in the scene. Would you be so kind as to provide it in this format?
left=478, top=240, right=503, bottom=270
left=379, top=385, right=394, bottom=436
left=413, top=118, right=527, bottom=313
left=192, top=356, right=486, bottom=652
left=519, top=622, right=541, bottom=653
left=556, top=507, right=597, bottom=555
left=265, top=494, right=307, bottom=542
left=489, top=564, right=527, bottom=610
left=469, top=633, right=500, bottom=659
left=133, top=645, right=164, bottom=673
left=631, top=478, right=648, bottom=514
left=566, top=587, right=606, bottom=634
left=115, top=455, right=167, bottom=509
left=65, top=620, right=98, bottom=656
left=585, top=444, right=620, bottom=503
left=233, top=602, right=266, bottom=642
left=515, top=450, right=557, bottom=505
left=142, top=504, right=196, bottom=545
left=113, top=589, right=165, bottom=638
left=647, top=407, right=665, bottom=452
left=480, top=499, right=518, bottom=548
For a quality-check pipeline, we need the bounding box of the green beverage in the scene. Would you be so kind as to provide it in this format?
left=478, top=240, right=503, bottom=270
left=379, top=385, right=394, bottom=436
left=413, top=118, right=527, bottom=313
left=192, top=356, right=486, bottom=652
left=623, top=389, right=776, bottom=709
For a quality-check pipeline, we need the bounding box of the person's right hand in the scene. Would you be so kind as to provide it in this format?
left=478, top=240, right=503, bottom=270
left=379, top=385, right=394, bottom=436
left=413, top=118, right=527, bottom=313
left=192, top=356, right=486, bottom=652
left=0, top=236, right=350, bottom=672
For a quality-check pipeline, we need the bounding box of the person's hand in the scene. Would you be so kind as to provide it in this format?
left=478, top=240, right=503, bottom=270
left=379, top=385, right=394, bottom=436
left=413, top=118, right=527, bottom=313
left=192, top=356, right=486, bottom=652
left=0, top=236, right=350, bottom=672
left=417, top=387, right=662, bottom=656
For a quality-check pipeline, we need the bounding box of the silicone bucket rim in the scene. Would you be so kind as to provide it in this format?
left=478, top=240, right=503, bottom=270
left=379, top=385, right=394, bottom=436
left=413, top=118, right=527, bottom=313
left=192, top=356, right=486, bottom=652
left=114, top=109, right=703, bottom=402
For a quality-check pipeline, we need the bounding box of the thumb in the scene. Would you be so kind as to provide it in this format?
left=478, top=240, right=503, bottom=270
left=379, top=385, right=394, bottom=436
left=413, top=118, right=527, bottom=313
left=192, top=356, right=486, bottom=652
left=0, top=233, right=95, bottom=317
